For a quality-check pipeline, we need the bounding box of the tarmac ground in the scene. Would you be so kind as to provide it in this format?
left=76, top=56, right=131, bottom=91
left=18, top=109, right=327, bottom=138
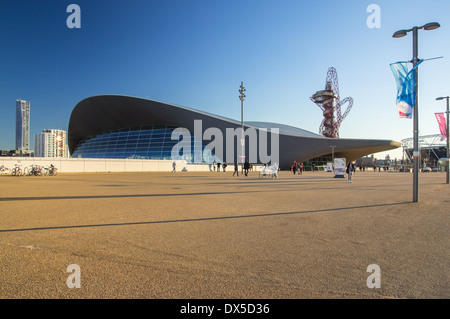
left=0, top=169, right=448, bottom=299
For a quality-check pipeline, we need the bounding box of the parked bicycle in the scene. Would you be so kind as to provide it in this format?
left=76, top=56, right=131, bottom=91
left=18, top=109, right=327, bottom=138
left=0, top=165, right=9, bottom=175
left=35, top=165, right=43, bottom=176
left=11, top=164, right=23, bottom=176
left=24, top=165, right=43, bottom=176
left=44, top=164, right=58, bottom=176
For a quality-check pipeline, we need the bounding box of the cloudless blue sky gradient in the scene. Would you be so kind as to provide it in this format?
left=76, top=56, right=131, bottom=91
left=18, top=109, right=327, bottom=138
left=1, top=0, right=449, bottom=160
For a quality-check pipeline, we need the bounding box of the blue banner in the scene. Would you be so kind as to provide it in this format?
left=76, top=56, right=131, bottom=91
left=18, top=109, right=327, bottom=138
left=390, top=61, right=423, bottom=119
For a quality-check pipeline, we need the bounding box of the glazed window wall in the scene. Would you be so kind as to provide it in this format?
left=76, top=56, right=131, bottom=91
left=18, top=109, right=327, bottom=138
left=72, top=124, right=216, bottom=163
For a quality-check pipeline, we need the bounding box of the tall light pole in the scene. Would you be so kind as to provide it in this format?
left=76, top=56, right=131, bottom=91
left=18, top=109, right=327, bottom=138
left=331, top=146, right=336, bottom=160
left=393, top=22, right=440, bottom=202
left=330, top=145, right=336, bottom=163
left=239, top=81, right=246, bottom=173
left=436, top=96, right=450, bottom=184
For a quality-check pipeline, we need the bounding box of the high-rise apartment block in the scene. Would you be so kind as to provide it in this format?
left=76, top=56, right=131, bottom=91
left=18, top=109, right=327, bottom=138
left=35, top=129, right=67, bottom=158
left=16, top=99, right=30, bottom=151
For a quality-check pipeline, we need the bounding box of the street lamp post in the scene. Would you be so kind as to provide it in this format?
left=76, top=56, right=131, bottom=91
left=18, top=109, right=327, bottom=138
left=239, top=82, right=246, bottom=174
left=393, top=22, right=440, bottom=202
left=330, top=145, right=336, bottom=163
left=436, top=96, right=450, bottom=184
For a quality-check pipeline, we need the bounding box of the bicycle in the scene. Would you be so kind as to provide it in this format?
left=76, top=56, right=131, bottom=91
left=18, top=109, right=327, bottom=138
left=35, top=165, right=43, bottom=176
left=0, top=165, right=9, bottom=176
left=11, top=164, right=23, bottom=176
left=45, top=164, right=58, bottom=176
left=25, top=165, right=43, bottom=176
left=33, top=165, right=43, bottom=176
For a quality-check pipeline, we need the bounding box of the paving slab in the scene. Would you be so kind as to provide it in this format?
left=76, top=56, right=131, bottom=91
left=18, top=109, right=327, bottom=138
left=0, top=170, right=448, bottom=298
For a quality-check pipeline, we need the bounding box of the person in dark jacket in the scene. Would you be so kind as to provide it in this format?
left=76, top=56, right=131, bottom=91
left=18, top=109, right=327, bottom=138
left=346, top=162, right=356, bottom=183
left=244, top=161, right=250, bottom=176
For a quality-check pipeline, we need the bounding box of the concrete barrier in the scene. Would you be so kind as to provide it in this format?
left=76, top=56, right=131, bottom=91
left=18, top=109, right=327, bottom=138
left=0, top=157, right=273, bottom=174
left=0, top=157, right=188, bottom=173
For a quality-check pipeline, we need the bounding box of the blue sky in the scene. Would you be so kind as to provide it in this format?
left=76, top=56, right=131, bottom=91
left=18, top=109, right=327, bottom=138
left=1, top=0, right=449, bottom=160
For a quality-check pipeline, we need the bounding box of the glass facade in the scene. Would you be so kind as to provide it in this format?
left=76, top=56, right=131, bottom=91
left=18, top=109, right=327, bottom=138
left=72, top=124, right=217, bottom=163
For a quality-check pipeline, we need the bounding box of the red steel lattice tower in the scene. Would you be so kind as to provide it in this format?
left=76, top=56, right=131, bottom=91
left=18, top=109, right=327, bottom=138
left=310, top=67, right=353, bottom=138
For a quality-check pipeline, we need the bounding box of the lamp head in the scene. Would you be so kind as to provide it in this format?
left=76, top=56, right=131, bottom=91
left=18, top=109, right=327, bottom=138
left=393, top=29, right=408, bottom=38
left=423, top=22, right=440, bottom=30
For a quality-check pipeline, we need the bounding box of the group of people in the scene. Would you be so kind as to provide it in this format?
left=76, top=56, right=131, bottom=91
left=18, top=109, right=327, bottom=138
left=232, top=161, right=251, bottom=177
left=210, top=160, right=253, bottom=177
left=289, top=159, right=357, bottom=183
left=291, top=161, right=304, bottom=175
left=174, top=158, right=357, bottom=182
left=172, top=159, right=258, bottom=177
left=210, top=161, right=228, bottom=172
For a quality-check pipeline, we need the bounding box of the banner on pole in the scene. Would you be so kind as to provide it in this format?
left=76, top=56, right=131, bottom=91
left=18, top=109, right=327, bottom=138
left=390, top=61, right=423, bottom=119
left=435, top=112, right=447, bottom=139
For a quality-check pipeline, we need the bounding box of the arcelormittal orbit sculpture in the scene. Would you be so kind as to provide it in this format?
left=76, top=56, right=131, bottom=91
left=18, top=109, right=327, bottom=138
left=310, top=67, right=353, bottom=138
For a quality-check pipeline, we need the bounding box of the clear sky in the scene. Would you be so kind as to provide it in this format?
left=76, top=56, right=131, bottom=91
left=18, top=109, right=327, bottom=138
left=1, top=0, right=449, bottom=160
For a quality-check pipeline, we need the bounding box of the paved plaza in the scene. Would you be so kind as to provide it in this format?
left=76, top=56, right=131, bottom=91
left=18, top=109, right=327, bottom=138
left=0, top=169, right=448, bottom=299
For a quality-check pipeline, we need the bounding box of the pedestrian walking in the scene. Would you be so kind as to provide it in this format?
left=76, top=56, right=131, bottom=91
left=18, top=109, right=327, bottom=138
left=347, top=161, right=355, bottom=183
left=233, top=162, right=239, bottom=177
left=172, top=160, right=176, bottom=173
left=244, top=161, right=250, bottom=176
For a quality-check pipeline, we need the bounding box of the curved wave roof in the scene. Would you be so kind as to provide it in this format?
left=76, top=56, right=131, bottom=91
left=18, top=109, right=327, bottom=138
left=68, top=95, right=401, bottom=168
left=246, top=121, right=323, bottom=138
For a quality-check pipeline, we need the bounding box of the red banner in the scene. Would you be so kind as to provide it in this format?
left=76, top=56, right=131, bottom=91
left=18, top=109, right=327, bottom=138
left=435, top=113, right=447, bottom=139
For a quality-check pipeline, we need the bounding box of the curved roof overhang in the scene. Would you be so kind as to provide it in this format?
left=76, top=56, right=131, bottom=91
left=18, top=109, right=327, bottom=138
left=69, top=95, right=247, bottom=154
left=68, top=95, right=401, bottom=168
